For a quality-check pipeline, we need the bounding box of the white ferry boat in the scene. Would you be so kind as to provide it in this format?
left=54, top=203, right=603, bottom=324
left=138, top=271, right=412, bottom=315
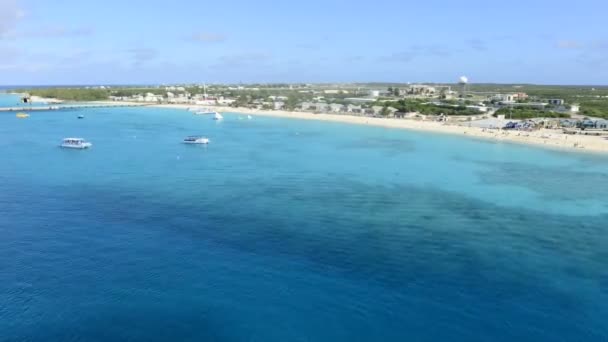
left=183, top=136, right=210, bottom=144
left=60, top=138, right=92, bottom=149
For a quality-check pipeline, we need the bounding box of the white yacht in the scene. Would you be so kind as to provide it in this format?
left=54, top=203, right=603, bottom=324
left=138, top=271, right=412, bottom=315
left=60, top=138, right=92, bottom=149
left=183, top=136, right=210, bottom=144
left=213, top=112, right=224, bottom=120
left=194, top=108, right=219, bottom=116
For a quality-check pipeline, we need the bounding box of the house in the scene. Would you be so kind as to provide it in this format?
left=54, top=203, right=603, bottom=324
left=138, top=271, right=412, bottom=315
left=144, top=93, right=162, bottom=103
left=370, top=106, right=398, bottom=116
left=274, top=101, right=285, bottom=110
left=299, top=102, right=314, bottom=111
left=329, top=104, right=344, bottom=113
left=570, top=104, right=580, bottom=113
left=313, top=103, right=329, bottom=112
left=346, top=104, right=364, bottom=114
left=548, top=99, right=565, bottom=106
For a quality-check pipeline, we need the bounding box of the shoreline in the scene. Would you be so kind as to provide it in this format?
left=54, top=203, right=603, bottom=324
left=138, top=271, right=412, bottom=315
left=10, top=92, right=64, bottom=104
left=151, top=104, right=608, bottom=154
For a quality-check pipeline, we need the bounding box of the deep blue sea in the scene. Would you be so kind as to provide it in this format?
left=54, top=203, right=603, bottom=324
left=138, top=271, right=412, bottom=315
left=1, top=96, right=607, bottom=341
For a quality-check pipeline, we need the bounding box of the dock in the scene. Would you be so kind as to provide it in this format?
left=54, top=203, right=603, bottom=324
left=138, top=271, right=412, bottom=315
left=0, top=103, right=148, bottom=112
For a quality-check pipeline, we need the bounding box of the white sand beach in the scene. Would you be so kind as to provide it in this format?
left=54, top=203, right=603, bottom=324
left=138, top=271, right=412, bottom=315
left=10, top=93, right=64, bottom=104
left=147, top=104, right=608, bottom=153
left=30, top=95, right=63, bottom=104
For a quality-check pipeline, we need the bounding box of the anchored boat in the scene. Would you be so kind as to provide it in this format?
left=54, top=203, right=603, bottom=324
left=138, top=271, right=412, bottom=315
left=183, top=136, right=210, bottom=144
left=60, top=138, right=92, bottom=149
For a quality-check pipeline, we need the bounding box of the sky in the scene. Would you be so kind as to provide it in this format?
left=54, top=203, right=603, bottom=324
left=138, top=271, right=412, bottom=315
left=0, top=0, right=607, bottom=85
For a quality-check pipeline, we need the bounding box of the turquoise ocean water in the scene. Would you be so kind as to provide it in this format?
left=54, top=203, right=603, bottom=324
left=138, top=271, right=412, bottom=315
left=0, top=93, right=22, bottom=107
left=1, top=97, right=607, bottom=341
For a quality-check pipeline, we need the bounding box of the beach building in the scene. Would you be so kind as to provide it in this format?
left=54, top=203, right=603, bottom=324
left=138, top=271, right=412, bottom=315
left=299, top=102, right=314, bottom=111
left=314, top=103, right=330, bottom=112
left=329, top=104, right=344, bottom=113
left=274, top=101, right=285, bottom=110
left=346, top=104, right=364, bottom=114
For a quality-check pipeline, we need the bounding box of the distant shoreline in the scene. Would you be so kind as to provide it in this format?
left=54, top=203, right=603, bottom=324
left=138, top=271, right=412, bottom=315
left=150, top=104, right=608, bottom=154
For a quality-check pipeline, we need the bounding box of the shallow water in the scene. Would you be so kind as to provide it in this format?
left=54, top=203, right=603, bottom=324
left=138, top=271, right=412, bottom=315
left=1, top=101, right=607, bottom=341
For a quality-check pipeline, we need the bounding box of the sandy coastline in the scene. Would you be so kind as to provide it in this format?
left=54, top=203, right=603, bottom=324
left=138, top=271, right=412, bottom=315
left=10, top=93, right=64, bottom=104
left=149, top=104, right=608, bottom=154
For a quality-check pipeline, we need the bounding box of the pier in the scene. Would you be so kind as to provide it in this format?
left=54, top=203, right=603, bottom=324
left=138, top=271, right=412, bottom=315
left=0, top=103, right=148, bottom=112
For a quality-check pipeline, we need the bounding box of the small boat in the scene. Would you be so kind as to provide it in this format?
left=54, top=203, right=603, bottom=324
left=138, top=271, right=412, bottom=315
left=60, top=138, right=92, bottom=149
left=77, top=115, right=85, bottom=119
left=194, top=109, right=219, bottom=116
left=183, top=136, right=210, bottom=144
left=247, top=115, right=252, bottom=120
left=16, top=113, right=29, bottom=118
left=213, top=112, right=224, bottom=121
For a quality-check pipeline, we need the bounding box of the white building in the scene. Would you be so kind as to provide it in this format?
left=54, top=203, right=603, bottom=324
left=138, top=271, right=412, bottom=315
left=570, top=104, right=580, bottom=113
left=329, top=104, right=344, bottom=112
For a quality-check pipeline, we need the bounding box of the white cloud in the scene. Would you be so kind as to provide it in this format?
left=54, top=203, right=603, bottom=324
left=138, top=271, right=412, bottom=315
left=217, top=52, right=271, bottom=67
left=189, top=32, right=226, bottom=43
left=556, top=40, right=584, bottom=49
left=128, top=48, right=159, bottom=66
left=6, top=26, right=95, bottom=39
left=0, top=0, right=25, bottom=38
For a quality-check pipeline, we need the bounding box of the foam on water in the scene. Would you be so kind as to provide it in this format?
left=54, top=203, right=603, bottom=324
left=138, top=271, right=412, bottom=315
left=1, top=99, right=607, bottom=341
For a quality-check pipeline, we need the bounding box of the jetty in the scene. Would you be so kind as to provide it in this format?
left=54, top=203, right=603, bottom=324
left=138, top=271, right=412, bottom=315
left=0, top=103, right=147, bottom=112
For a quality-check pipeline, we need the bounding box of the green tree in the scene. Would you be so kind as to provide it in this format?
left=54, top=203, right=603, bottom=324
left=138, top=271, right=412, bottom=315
left=380, top=106, right=390, bottom=117
left=285, top=95, right=299, bottom=111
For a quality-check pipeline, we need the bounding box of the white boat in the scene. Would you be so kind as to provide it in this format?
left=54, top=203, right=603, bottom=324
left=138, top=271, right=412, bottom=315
left=60, top=138, right=92, bottom=149
left=183, top=136, right=210, bottom=144
left=194, top=108, right=218, bottom=115
left=247, top=115, right=252, bottom=120
left=213, top=112, right=224, bottom=120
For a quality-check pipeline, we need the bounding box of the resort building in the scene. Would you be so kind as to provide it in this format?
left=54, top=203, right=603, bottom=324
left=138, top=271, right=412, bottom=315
left=329, top=104, right=345, bottom=113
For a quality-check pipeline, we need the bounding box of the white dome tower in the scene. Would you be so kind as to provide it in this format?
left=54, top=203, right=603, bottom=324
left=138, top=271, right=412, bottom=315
left=458, top=76, right=469, bottom=98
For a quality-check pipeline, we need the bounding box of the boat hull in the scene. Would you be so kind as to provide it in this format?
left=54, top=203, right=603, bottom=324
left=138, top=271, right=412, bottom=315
left=60, top=143, right=92, bottom=149
left=183, top=140, right=209, bottom=145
